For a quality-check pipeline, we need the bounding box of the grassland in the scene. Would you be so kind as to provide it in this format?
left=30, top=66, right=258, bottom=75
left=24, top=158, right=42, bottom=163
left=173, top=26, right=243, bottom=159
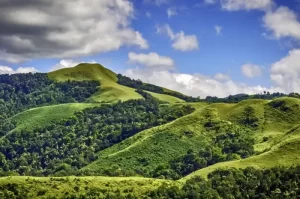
left=0, top=176, right=177, bottom=198
left=145, top=91, right=185, bottom=103
left=10, top=103, right=101, bottom=132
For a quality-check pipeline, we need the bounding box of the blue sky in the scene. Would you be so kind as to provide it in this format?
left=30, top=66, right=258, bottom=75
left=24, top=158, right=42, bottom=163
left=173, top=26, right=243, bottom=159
left=0, top=0, right=300, bottom=97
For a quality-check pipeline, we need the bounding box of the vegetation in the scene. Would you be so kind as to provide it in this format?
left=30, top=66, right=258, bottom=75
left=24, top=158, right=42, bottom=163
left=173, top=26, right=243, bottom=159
left=149, top=166, right=300, bottom=199
left=1, top=166, right=300, bottom=198
left=0, top=73, right=99, bottom=120
left=1, top=64, right=300, bottom=198
left=49, top=64, right=143, bottom=102
left=0, top=94, right=194, bottom=176
left=117, top=74, right=201, bottom=102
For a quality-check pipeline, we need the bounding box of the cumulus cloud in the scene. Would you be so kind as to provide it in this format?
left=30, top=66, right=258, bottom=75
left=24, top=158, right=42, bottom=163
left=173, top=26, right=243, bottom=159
left=221, top=0, right=273, bottom=11
left=270, top=49, right=300, bottom=93
left=263, top=6, right=300, bottom=40
left=156, top=24, right=199, bottom=51
left=215, top=25, right=223, bottom=36
left=128, top=52, right=175, bottom=69
left=214, top=73, right=230, bottom=81
left=0, top=66, right=38, bottom=74
left=167, top=7, right=177, bottom=18
left=124, top=68, right=277, bottom=98
left=0, top=0, right=148, bottom=63
left=241, top=64, right=262, bottom=78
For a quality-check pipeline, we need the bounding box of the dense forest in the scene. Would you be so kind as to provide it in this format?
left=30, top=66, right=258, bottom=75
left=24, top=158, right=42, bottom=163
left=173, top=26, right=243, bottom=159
left=152, top=122, right=255, bottom=180
left=0, top=93, right=194, bottom=176
left=149, top=166, right=300, bottom=199
left=0, top=73, right=100, bottom=119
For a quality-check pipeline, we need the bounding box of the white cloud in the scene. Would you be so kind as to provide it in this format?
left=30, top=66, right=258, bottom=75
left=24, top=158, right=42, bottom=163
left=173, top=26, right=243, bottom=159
left=128, top=52, right=175, bottom=69
left=51, top=59, right=97, bottom=71
left=205, top=0, right=217, bottom=4
left=215, top=25, right=223, bottom=36
left=0, top=0, right=148, bottom=63
left=0, top=66, right=38, bottom=74
left=241, top=64, right=262, bottom=78
left=214, top=73, right=230, bottom=81
left=156, top=24, right=199, bottom=51
left=221, top=0, right=273, bottom=11
left=270, top=49, right=300, bottom=93
left=124, top=68, right=278, bottom=98
left=167, top=7, right=177, bottom=18
left=263, top=6, right=300, bottom=40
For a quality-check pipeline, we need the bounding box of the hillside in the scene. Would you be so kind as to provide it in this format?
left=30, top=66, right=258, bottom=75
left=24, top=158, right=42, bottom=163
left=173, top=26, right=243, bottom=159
left=48, top=63, right=185, bottom=103
left=1, top=64, right=300, bottom=198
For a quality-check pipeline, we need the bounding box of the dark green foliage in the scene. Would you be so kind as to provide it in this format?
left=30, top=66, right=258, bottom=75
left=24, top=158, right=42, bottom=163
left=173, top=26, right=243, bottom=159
left=117, top=74, right=201, bottom=102
left=148, top=166, right=300, bottom=199
left=152, top=123, right=255, bottom=180
left=0, top=97, right=194, bottom=176
left=0, top=73, right=100, bottom=120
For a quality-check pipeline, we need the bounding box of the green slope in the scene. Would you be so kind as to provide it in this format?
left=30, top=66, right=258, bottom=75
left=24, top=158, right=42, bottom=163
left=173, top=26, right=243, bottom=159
left=0, top=176, right=176, bottom=198
left=48, top=63, right=143, bottom=102
left=82, top=102, right=208, bottom=173
left=82, top=97, right=300, bottom=180
left=10, top=103, right=100, bottom=132
left=145, top=91, right=185, bottom=103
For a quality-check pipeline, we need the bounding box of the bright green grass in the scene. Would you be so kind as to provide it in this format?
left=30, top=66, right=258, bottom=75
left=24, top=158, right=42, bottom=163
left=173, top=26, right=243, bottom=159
left=48, top=63, right=143, bottom=102
left=10, top=103, right=100, bottom=132
left=0, top=176, right=177, bottom=198
left=145, top=91, right=185, bottom=103
left=82, top=102, right=208, bottom=173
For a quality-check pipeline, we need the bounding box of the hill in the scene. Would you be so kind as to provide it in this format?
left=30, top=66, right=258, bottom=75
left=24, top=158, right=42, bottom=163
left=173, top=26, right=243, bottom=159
left=48, top=63, right=185, bottom=103
left=2, top=63, right=300, bottom=197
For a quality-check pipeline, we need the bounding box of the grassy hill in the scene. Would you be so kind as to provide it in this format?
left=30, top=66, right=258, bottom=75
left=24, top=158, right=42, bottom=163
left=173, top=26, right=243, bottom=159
left=48, top=63, right=185, bottom=103
left=48, top=63, right=143, bottom=102
left=80, top=97, right=300, bottom=180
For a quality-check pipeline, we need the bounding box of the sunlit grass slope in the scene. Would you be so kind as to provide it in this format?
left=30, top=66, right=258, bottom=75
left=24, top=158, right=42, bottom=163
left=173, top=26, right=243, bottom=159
left=48, top=63, right=143, bottom=102
left=145, top=91, right=185, bottom=103
left=10, top=103, right=100, bottom=132
left=0, top=176, right=176, bottom=198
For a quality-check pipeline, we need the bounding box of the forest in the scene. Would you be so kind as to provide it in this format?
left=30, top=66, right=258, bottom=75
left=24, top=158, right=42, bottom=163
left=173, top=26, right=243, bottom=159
left=0, top=73, right=100, bottom=120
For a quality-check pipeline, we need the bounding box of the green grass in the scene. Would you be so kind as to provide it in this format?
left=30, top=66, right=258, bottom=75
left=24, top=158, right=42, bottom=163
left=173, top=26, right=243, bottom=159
left=48, top=63, right=143, bottom=102
left=145, top=91, right=185, bottom=103
left=10, top=103, right=100, bottom=132
left=0, top=176, right=177, bottom=198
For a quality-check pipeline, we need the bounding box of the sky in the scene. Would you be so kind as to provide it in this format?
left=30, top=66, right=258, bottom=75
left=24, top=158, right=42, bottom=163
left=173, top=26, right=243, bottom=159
left=0, top=0, right=300, bottom=98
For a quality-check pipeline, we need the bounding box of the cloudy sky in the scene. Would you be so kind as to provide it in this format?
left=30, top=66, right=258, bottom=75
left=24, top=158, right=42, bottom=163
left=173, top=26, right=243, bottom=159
left=1, top=0, right=300, bottom=98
